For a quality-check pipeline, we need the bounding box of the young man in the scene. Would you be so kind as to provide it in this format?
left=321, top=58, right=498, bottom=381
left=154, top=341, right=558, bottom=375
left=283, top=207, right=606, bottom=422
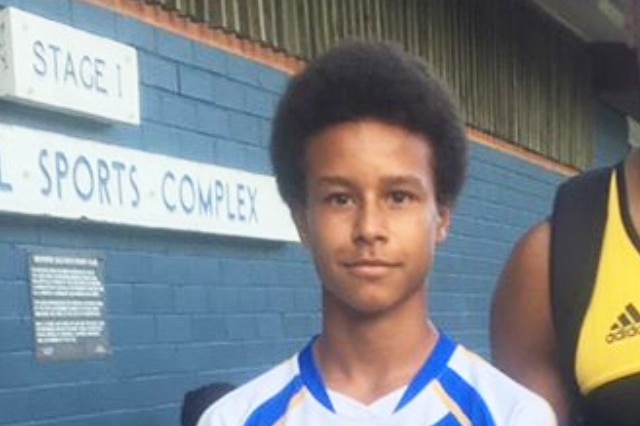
left=198, top=40, right=555, bottom=425
left=491, top=147, right=640, bottom=426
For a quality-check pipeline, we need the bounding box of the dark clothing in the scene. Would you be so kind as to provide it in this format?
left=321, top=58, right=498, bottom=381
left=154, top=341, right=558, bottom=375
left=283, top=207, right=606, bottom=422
left=551, top=163, right=640, bottom=426
left=181, top=382, right=236, bottom=426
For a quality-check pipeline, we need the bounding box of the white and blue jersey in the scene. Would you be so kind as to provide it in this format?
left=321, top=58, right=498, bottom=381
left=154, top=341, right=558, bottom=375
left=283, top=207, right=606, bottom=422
left=197, top=334, right=556, bottom=425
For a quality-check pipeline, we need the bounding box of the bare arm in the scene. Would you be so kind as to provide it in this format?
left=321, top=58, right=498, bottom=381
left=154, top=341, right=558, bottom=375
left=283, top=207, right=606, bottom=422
left=491, top=221, right=570, bottom=423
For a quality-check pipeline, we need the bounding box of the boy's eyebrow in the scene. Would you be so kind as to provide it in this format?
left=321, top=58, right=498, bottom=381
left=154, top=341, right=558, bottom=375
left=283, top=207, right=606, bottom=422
left=313, top=175, right=427, bottom=187
left=314, top=176, right=352, bottom=186
left=379, top=175, right=427, bottom=187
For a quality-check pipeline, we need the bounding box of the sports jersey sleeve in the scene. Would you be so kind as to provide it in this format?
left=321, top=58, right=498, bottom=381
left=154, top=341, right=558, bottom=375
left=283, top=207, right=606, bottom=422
left=506, top=396, right=557, bottom=426
left=445, top=344, right=558, bottom=426
left=196, top=390, right=250, bottom=426
left=195, top=356, right=302, bottom=426
left=195, top=406, right=223, bottom=426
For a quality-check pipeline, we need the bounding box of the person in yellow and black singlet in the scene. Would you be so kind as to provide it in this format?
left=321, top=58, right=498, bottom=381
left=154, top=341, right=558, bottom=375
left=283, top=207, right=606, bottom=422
left=491, top=147, right=640, bottom=426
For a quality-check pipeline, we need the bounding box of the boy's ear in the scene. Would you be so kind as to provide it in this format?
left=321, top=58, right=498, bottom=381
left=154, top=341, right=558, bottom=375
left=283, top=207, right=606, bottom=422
left=436, top=206, right=451, bottom=244
left=290, top=203, right=309, bottom=247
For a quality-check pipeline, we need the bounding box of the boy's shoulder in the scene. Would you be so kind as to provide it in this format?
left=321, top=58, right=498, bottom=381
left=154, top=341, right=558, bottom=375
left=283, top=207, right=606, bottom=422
left=196, top=353, right=300, bottom=426
left=447, top=344, right=557, bottom=425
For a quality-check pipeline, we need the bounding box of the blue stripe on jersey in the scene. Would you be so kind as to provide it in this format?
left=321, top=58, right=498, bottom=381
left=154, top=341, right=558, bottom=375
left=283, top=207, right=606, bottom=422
left=432, top=413, right=464, bottom=426
left=439, top=368, right=496, bottom=426
left=395, top=333, right=456, bottom=412
left=298, top=336, right=336, bottom=412
left=244, top=376, right=304, bottom=426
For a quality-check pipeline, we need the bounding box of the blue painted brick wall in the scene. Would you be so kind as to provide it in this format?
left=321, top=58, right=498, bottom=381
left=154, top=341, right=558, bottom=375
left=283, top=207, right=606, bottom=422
left=431, top=144, right=565, bottom=357
left=0, top=1, right=630, bottom=425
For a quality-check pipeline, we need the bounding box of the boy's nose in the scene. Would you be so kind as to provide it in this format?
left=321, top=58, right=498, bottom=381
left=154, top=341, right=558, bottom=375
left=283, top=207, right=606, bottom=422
left=352, top=202, right=389, bottom=246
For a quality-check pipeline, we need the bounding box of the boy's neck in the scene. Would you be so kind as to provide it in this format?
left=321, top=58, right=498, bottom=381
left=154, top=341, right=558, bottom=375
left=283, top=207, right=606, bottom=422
left=314, top=296, right=438, bottom=405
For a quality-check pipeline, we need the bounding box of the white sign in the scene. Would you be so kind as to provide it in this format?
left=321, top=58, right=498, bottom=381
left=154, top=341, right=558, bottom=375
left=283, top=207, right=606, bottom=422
left=0, top=7, right=139, bottom=125
left=0, top=124, right=299, bottom=242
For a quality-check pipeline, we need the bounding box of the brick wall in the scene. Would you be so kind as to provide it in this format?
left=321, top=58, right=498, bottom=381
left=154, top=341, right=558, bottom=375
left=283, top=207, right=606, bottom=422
left=431, top=143, right=564, bottom=353
left=0, top=2, right=314, bottom=425
left=0, top=1, right=629, bottom=425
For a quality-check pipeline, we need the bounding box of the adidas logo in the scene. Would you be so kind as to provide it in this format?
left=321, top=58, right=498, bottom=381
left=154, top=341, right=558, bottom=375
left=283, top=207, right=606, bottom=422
left=605, top=303, right=640, bottom=344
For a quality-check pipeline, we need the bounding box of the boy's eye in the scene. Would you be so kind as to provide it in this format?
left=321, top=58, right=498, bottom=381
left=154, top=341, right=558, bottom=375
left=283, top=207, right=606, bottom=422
left=325, top=193, right=354, bottom=206
left=388, top=191, right=414, bottom=205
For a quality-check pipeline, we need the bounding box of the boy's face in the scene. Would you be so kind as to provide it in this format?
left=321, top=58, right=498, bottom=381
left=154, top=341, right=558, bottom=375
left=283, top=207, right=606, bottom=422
left=292, top=120, right=450, bottom=317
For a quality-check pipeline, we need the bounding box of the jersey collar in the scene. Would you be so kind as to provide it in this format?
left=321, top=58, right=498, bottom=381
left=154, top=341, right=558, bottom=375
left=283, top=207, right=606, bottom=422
left=297, top=332, right=457, bottom=413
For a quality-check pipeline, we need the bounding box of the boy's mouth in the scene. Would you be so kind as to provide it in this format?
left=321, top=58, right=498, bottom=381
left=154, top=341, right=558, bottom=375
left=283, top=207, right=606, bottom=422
left=341, top=259, right=401, bottom=278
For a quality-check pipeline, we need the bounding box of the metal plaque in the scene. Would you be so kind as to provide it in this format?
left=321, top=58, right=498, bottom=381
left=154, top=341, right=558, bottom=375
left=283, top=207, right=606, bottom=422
left=28, top=252, right=110, bottom=361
